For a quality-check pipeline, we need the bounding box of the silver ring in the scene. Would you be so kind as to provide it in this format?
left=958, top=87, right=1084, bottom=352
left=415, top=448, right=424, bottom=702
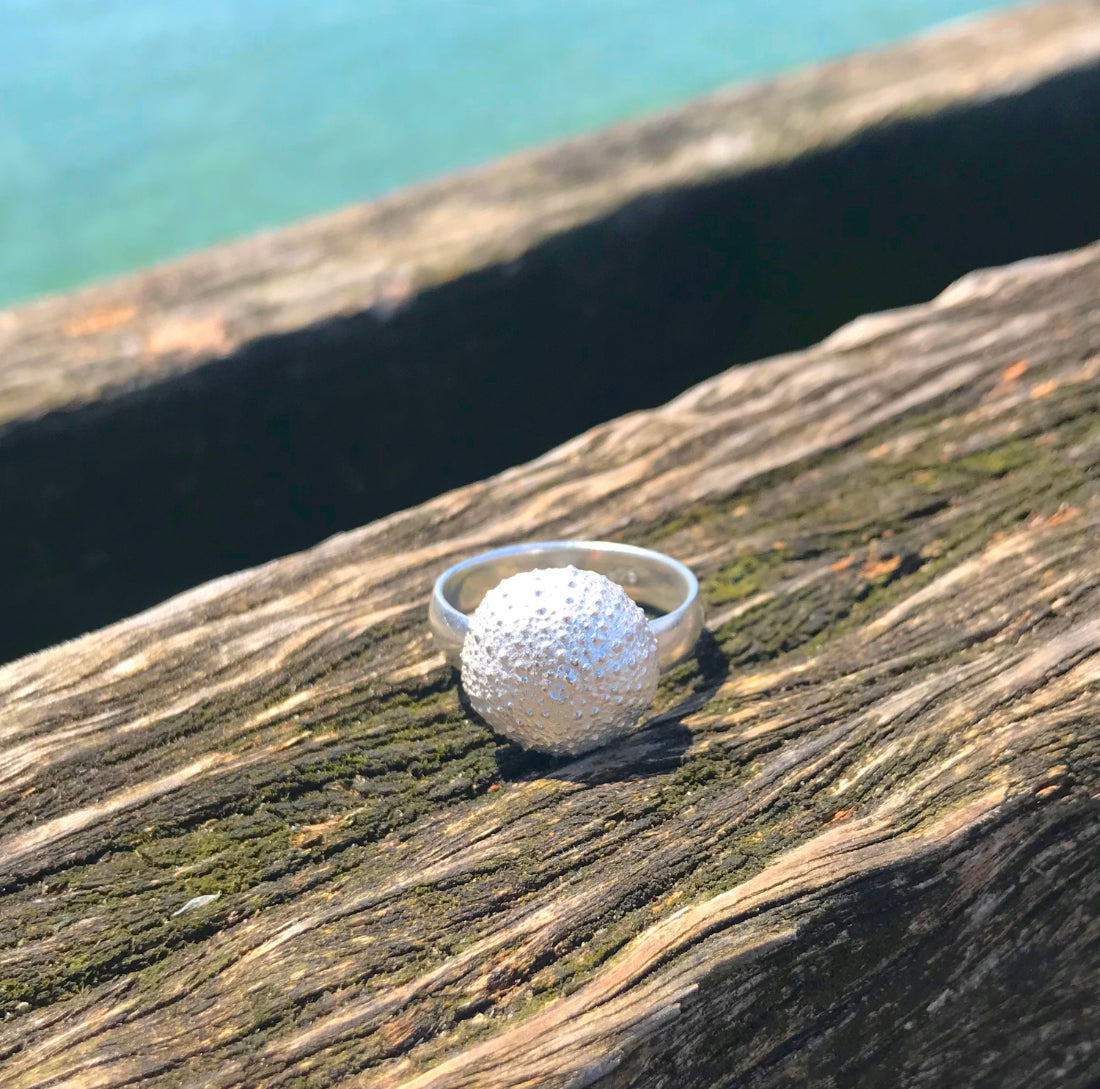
left=429, top=541, right=704, bottom=755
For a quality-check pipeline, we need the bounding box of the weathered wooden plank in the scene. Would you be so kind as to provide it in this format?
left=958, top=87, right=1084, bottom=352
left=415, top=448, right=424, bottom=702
left=2, top=240, right=1099, bottom=1087
left=3, top=0, right=1100, bottom=663
left=3, top=0, right=1099, bottom=431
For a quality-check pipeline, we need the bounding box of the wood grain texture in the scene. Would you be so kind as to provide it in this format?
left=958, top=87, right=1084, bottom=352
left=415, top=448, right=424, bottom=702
left=2, top=241, right=1100, bottom=1087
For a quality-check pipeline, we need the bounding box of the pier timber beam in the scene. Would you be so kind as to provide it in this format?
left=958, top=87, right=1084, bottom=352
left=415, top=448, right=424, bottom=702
left=1, top=241, right=1099, bottom=1087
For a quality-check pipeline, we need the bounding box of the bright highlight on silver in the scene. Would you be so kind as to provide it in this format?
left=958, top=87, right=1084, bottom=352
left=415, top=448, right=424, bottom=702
left=428, top=541, right=704, bottom=756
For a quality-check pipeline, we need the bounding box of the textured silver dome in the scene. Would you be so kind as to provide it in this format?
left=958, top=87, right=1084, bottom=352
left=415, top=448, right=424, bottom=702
left=460, top=565, right=659, bottom=756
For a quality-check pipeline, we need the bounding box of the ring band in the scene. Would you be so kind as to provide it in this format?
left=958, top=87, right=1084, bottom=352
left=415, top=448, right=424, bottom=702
left=429, top=540, right=704, bottom=671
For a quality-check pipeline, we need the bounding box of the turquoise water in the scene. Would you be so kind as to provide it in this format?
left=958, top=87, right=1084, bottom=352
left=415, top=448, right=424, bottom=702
left=0, top=0, right=1011, bottom=308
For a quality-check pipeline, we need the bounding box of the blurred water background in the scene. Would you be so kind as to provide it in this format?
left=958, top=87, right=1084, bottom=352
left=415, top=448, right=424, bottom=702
left=1, top=0, right=1011, bottom=308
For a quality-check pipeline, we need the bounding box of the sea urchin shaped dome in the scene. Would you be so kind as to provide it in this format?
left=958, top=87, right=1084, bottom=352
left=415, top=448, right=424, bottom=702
left=460, top=565, right=659, bottom=756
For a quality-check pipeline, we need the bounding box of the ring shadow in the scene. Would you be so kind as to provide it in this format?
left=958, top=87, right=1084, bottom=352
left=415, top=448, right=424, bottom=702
left=471, top=627, right=729, bottom=786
